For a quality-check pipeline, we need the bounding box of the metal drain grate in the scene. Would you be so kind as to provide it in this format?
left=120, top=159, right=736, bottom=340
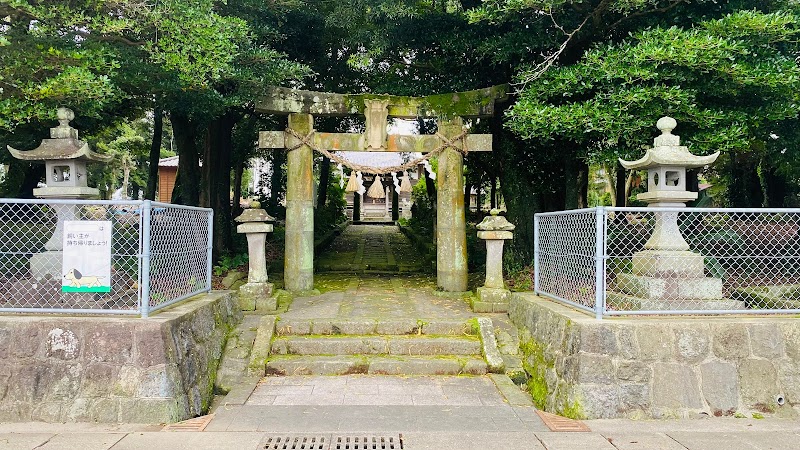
left=535, top=410, right=590, bottom=432
left=333, top=435, right=403, bottom=450
left=161, top=414, right=214, bottom=432
left=262, top=434, right=403, bottom=450
left=263, top=435, right=327, bottom=450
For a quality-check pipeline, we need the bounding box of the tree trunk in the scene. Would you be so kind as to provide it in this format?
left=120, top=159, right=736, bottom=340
left=578, top=160, right=589, bottom=208
left=202, top=112, right=236, bottom=258
left=15, top=162, right=44, bottom=199
left=317, top=156, right=330, bottom=207
left=424, top=165, right=436, bottom=201
left=500, top=154, right=538, bottom=265
left=464, top=181, right=473, bottom=214
left=564, top=152, right=580, bottom=210
left=268, top=150, right=285, bottom=214
left=761, top=163, right=788, bottom=208
left=232, top=158, right=245, bottom=219
left=145, top=108, right=163, bottom=201
left=493, top=106, right=539, bottom=265
left=424, top=166, right=437, bottom=243
left=353, top=192, right=361, bottom=222
left=728, top=150, right=763, bottom=208
left=171, top=169, right=182, bottom=203
left=604, top=164, right=617, bottom=206
left=615, top=163, right=627, bottom=208
left=121, top=165, right=130, bottom=200
left=170, top=111, right=201, bottom=206
left=476, top=174, right=484, bottom=211
left=490, top=176, right=497, bottom=209
left=132, top=180, right=141, bottom=200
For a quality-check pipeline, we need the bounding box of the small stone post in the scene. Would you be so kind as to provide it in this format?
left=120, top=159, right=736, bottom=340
left=437, top=116, right=468, bottom=292
left=473, top=209, right=515, bottom=313
left=235, top=205, right=277, bottom=311
left=284, top=113, right=315, bottom=292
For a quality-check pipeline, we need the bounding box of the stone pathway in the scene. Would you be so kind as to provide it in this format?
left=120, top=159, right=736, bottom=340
left=289, top=273, right=476, bottom=320
left=246, top=375, right=508, bottom=406
left=316, top=224, right=425, bottom=273
left=207, top=374, right=543, bottom=435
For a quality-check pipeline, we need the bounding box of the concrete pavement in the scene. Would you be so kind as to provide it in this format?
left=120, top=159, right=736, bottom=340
left=2, top=374, right=799, bottom=449
left=2, top=419, right=800, bottom=449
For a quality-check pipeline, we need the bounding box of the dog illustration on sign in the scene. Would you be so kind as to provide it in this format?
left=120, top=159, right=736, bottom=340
left=63, top=269, right=105, bottom=288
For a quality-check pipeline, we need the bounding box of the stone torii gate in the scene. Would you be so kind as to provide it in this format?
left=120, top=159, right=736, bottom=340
left=257, top=86, right=507, bottom=293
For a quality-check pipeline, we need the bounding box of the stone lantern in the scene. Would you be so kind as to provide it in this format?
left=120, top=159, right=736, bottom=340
left=7, top=107, right=112, bottom=280
left=614, top=117, right=737, bottom=308
left=235, top=204, right=277, bottom=311
left=473, top=209, right=515, bottom=313
left=9, top=108, right=112, bottom=199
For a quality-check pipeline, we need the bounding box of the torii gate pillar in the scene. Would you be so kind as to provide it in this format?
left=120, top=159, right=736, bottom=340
left=437, top=117, right=468, bottom=292
left=285, top=113, right=315, bottom=291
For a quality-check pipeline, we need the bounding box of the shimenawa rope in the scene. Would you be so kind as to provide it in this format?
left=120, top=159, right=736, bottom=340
left=284, top=128, right=469, bottom=175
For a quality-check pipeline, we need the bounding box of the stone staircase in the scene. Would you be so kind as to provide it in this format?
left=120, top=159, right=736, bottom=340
left=252, top=318, right=492, bottom=376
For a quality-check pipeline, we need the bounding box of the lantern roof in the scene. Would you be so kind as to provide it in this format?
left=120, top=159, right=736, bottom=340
left=7, top=108, right=112, bottom=163
left=619, top=117, right=719, bottom=170
left=235, top=207, right=275, bottom=223
left=477, top=209, right=515, bottom=231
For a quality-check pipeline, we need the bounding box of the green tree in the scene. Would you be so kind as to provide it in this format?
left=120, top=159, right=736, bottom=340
left=507, top=10, right=800, bottom=206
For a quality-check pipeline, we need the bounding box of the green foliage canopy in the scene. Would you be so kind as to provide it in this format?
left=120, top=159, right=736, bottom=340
left=0, top=0, right=306, bottom=130
left=506, top=10, right=800, bottom=163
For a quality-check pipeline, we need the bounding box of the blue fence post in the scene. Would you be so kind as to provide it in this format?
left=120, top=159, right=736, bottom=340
left=206, top=209, right=214, bottom=292
left=140, top=200, right=152, bottom=318
left=594, top=207, right=605, bottom=320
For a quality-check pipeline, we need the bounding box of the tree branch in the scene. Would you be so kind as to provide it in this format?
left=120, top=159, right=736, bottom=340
left=517, top=13, right=591, bottom=88
left=73, top=29, right=144, bottom=46
left=605, top=0, right=687, bottom=34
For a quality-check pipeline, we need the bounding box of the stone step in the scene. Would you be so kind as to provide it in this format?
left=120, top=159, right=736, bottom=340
left=275, top=319, right=477, bottom=336
left=270, top=335, right=482, bottom=356
left=265, top=355, right=488, bottom=376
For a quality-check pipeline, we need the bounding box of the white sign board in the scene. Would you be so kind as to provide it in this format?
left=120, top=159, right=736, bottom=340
left=62, top=221, right=112, bottom=293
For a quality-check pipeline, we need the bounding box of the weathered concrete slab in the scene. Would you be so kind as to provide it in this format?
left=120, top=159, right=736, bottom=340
left=402, top=432, right=545, bottom=450
left=0, top=433, right=55, bottom=449
left=34, top=432, right=126, bottom=449
left=112, top=432, right=266, bottom=450
left=604, top=433, right=690, bottom=449
left=536, top=433, right=618, bottom=449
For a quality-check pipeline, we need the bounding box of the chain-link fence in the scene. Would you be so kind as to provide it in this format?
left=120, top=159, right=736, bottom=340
left=535, top=207, right=800, bottom=317
left=534, top=208, right=603, bottom=316
left=0, top=199, right=212, bottom=317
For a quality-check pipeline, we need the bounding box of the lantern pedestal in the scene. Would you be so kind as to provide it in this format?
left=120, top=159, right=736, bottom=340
left=472, top=210, right=515, bottom=313
left=235, top=207, right=277, bottom=311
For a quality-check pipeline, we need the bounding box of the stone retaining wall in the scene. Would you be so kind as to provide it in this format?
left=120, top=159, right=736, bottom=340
left=510, top=292, right=800, bottom=419
left=0, top=291, right=241, bottom=423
